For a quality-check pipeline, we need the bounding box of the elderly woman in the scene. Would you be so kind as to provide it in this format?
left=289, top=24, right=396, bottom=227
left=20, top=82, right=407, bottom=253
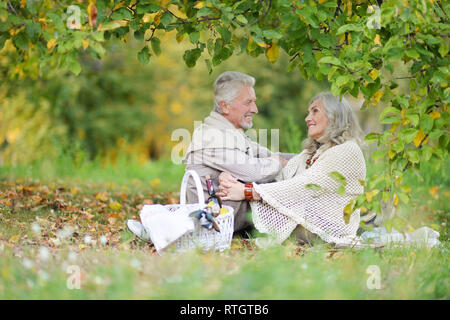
left=217, top=92, right=366, bottom=246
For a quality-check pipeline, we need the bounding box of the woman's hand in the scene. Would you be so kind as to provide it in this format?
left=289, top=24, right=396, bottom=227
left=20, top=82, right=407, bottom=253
left=217, top=173, right=245, bottom=201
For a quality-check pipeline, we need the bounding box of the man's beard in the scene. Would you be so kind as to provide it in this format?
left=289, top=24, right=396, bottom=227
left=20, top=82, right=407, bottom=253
left=241, top=114, right=253, bottom=129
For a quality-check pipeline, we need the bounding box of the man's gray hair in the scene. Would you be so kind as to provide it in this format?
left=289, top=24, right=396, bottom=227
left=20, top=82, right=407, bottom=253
left=213, top=71, right=255, bottom=114
left=303, top=91, right=363, bottom=155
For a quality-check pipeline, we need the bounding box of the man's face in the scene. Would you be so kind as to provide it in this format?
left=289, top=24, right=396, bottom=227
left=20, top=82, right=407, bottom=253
left=221, top=86, right=258, bottom=130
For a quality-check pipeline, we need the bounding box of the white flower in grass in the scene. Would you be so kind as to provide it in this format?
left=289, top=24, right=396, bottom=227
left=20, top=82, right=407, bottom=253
left=31, top=222, right=41, bottom=235
left=100, top=235, right=108, bottom=245
left=68, top=251, right=77, bottom=263
left=38, top=270, right=50, bottom=282
left=83, top=235, right=93, bottom=245
left=129, top=258, right=141, bottom=269
left=57, top=226, right=73, bottom=240
left=22, top=258, right=34, bottom=269
left=38, top=246, right=50, bottom=262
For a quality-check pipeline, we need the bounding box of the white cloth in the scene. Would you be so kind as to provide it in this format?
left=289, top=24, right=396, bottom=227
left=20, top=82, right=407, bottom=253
left=361, top=226, right=441, bottom=248
left=250, top=140, right=366, bottom=245
left=139, top=205, right=195, bottom=253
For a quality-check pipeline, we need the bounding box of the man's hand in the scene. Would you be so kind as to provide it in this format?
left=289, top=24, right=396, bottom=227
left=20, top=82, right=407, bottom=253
left=272, top=155, right=288, bottom=168
left=218, top=172, right=238, bottom=185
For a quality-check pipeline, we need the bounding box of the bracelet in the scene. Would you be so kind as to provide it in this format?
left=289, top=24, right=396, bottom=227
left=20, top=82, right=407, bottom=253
left=244, top=183, right=254, bottom=201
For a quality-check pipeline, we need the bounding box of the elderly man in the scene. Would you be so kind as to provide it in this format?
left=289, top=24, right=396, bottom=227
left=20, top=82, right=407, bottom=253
left=183, top=71, right=294, bottom=234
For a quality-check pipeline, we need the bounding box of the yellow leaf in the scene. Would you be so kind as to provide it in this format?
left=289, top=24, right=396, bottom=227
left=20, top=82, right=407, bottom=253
left=265, top=43, right=279, bottom=63
left=170, top=101, right=183, bottom=115
left=194, top=1, right=205, bottom=8
left=78, top=244, right=86, bottom=250
left=393, top=194, right=399, bottom=206
left=82, top=40, right=89, bottom=50
left=400, top=108, right=406, bottom=119
left=388, top=149, right=396, bottom=159
left=256, top=41, right=269, bottom=48
left=370, top=90, right=383, bottom=105
left=366, top=189, right=379, bottom=203
left=374, top=34, right=381, bottom=45
left=109, top=202, right=122, bottom=211
left=47, top=38, right=57, bottom=50
left=413, top=128, right=426, bottom=147
left=369, top=69, right=379, bottom=81
left=153, top=12, right=162, bottom=26
left=20, top=0, right=26, bottom=8
left=150, top=178, right=161, bottom=189
left=9, top=235, right=19, bottom=243
left=95, top=192, right=108, bottom=202
left=430, top=111, right=441, bottom=119
left=429, top=186, right=439, bottom=198
left=176, top=34, right=184, bottom=43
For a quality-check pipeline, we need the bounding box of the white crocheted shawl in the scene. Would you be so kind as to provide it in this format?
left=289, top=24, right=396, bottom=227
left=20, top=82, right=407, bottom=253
left=250, top=140, right=366, bottom=245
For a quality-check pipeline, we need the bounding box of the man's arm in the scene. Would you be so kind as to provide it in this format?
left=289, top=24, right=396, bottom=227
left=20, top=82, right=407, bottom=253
left=189, top=148, right=283, bottom=183
left=247, top=138, right=297, bottom=161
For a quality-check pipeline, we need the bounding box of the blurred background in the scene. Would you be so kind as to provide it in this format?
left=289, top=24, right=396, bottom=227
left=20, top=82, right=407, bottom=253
left=0, top=30, right=385, bottom=170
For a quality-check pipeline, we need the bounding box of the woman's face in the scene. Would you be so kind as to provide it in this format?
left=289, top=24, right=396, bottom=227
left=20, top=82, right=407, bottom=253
left=305, top=99, right=329, bottom=140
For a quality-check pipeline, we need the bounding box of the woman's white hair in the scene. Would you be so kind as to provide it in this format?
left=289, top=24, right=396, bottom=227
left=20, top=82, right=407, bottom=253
left=213, top=71, right=255, bottom=114
left=303, top=91, right=363, bottom=156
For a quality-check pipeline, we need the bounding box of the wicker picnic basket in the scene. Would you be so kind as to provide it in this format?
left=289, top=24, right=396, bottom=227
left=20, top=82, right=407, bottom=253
left=164, top=170, right=234, bottom=253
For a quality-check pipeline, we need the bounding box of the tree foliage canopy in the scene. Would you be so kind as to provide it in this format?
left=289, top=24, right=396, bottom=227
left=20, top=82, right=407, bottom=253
left=1, top=0, right=449, bottom=217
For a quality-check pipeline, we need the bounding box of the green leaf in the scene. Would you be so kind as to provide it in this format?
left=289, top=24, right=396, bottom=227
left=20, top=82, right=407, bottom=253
left=335, top=74, right=352, bottom=87
left=405, top=49, right=419, bottom=59
left=137, top=46, right=150, bottom=65
left=438, top=42, right=448, bottom=58
left=419, top=114, right=433, bottom=133
left=151, top=38, right=161, bottom=56
left=137, top=3, right=162, bottom=14
left=379, top=106, right=401, bottom=121
left=329, top=171, right=347, bottom=186
left=262, top=29, right=283, bottom=40
left=111, top=8, right=133, bottom=20
left=183, top=48, right=202, bottom=68
left=134, top=30, right=145, bottom=41
left=336, top=24, right=363, bottom=35
left=68, top=58, right=81, bottom=75
left=406, top=149, right=420, bottom=163
left=197, top=7, right=213, bottom=18
left=365, top=132, right=380, bottom=144
left=235, top=14, right=248, bottom=25
left=189, top=31, right=200, bottom=43
left=319, top=56, right=343, bottom=67
left=305, top=183, right=322, bottom=191
left=217, top=26, right=231, bottom=43
left=159, top=12, right=173, bottom=27
left=372, top=149, right=386, bottom=161
left=337, top=185, right=346, bottom=196
left=399, top=128, right=418, bottom=144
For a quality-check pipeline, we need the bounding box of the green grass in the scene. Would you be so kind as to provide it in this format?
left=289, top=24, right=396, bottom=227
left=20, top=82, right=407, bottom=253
left=0, top=153, right=185, bottom=193
left=0, top=241, right=448, bottom=299
left=0, top=156, right=448, bottom=299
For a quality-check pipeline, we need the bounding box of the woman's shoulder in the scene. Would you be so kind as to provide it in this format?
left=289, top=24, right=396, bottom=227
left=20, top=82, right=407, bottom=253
left=325, top=140, right=364, bottom=158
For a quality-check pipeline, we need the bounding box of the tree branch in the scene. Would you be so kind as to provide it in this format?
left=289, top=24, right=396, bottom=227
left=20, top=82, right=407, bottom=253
left=249, top=0, right=272, bottom=26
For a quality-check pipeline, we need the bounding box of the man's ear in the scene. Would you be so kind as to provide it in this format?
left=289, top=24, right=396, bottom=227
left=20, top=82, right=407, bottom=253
left=219, top=101, right=230, bottom=115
